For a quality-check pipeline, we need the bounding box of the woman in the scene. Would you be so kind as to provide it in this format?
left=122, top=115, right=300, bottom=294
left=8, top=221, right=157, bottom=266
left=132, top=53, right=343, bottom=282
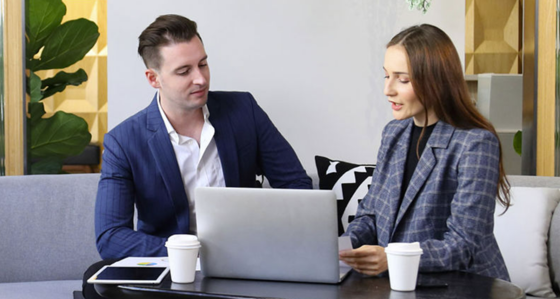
left=339, top=24, right=511, bottom=281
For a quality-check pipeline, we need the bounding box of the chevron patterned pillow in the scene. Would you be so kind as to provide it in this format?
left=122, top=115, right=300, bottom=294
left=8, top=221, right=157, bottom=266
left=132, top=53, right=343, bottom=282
left=315, top=156, right=375, bottom=236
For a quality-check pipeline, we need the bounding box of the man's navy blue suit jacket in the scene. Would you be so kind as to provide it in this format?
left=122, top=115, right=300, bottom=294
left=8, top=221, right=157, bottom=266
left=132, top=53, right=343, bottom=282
left=95, top=91, right=312, bottom=259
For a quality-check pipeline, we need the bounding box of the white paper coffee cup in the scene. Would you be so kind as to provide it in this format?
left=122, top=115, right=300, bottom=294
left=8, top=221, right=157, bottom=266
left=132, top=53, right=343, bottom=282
left=165, top=234, right=201, bottom=283
left=385, top=242, right=423, bottom=291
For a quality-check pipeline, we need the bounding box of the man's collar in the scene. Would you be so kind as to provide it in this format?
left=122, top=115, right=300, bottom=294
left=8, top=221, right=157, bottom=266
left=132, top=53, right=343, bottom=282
left=156, top=90, right=176, bottom=135
left=202, top=103, right=210, bottom=121
left=156, top=90, right=211, bottom=136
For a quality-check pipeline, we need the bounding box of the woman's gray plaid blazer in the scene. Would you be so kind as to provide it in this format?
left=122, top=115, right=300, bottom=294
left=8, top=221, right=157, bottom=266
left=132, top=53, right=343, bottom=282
left=346, top=118, right=510, bottom=281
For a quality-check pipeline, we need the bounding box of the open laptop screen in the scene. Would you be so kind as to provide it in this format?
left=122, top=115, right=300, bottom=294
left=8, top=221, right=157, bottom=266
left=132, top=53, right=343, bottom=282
left=195, top=187, right=348, bottom=284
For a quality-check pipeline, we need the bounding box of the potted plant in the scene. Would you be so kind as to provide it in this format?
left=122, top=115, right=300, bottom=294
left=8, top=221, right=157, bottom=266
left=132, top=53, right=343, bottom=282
left=25, top=0, right=99, bottom=174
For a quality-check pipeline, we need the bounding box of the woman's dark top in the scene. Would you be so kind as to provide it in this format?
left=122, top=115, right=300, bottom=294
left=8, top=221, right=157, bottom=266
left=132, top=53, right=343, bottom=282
left=400, top=123, right=437, bottom=201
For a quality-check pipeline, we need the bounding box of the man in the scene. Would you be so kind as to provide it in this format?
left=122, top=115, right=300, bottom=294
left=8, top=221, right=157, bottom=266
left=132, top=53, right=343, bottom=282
left=95, top=14, right=311, bottom=259
left=84, top=14, right=311, bottom=298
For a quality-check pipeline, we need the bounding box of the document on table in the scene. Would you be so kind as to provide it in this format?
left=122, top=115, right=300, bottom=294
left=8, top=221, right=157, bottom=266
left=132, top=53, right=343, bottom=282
left=338, top=236, right=353, bottom=252
left=338, top=236, right=353, bottom=267
left=111, top=257, right=169, bottom=267
left=112, top=256, right=201, bottom=271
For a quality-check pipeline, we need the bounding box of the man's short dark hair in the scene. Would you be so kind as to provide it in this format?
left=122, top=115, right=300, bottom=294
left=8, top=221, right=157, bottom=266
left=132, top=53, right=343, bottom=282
left=138, top=14, right=202, bottom=70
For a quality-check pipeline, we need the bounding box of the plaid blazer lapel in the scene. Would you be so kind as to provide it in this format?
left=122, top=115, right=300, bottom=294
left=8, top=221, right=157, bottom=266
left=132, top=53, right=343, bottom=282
left=384, top=120, right=413, bottom=239
left=392, top=121, right=454, bottom=237
left=394, top=145, right=436, bottom=230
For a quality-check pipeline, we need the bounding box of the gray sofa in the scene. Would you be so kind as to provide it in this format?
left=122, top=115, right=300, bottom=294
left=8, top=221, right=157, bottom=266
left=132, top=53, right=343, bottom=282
left=0, top=174, right=101, bottom=299
left=0, top=173, right=559, bottom=299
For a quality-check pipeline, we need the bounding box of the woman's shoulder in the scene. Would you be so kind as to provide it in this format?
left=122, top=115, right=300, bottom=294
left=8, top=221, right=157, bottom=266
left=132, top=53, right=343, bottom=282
left=444, top=124, right=500, bottom=154
left=382, top=118, right=412, bottom=135
left=451, top=125, right=497, bottom=142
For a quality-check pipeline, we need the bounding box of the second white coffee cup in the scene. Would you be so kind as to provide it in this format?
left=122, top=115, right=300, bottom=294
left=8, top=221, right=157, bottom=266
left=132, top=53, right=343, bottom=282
left=165, top=234, right=201, bottom=283
left=385, top=242, right=423, bottom=291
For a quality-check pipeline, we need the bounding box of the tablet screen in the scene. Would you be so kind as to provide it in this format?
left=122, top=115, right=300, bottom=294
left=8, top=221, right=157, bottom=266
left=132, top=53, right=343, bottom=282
left=88, top=266, right=169, bottom=284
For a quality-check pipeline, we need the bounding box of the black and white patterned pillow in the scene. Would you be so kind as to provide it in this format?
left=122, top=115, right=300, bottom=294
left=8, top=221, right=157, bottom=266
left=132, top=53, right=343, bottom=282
left=315, top=156, right=375, bottom=236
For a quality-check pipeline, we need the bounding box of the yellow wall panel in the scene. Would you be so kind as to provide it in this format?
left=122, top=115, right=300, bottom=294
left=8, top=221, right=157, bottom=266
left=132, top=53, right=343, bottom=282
left=465, top=0, right=521, bottom=74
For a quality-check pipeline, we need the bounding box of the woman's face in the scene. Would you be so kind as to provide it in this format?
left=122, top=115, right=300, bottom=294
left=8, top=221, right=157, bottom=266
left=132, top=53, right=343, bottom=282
left=383, top=45, right=436, bottom=126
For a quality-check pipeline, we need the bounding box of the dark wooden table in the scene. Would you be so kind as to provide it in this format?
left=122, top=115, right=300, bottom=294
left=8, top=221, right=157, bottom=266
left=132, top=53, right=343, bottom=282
left=96, top=270, right=525, bottom=299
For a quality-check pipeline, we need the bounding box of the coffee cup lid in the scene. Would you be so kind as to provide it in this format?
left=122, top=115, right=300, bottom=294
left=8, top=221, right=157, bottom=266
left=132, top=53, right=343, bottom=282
left=165, top=234, right=200, bottom=248
left=384, top=242, right=423, bottom=255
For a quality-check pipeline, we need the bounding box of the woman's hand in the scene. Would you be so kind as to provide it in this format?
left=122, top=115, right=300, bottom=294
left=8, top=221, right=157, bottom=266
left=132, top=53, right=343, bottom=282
left=339, top=245, right=388, bottom=276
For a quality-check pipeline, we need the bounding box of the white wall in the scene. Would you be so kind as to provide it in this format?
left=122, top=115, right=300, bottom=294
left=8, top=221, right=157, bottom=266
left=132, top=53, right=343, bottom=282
left=107, top=0, right=465, bottom=182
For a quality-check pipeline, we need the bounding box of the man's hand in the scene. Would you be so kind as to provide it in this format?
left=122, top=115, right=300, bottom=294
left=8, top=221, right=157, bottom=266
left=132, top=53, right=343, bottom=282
left=339, top=245, right=388, bottom=276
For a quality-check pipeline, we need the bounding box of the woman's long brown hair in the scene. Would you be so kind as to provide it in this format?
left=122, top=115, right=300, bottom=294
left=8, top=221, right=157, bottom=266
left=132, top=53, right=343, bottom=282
left=387, top=24, right=510, bottom=210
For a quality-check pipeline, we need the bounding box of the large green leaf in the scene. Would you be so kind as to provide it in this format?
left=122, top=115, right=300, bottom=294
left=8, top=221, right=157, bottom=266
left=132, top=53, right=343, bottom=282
left=29, top=111, right=92, bottom=159
left=41, top=69, right=88, bottom=99
left=28, top=101, right=46, bottom=124
left=29, top=19, right=99, bottom=71
left=28, top=71, right=43, bottom=102
left=25, top=0, right=66, bottom=59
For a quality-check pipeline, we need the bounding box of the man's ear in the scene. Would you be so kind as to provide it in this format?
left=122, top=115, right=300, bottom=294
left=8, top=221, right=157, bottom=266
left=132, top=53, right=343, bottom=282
left=145, top=69, right=160, bottom=88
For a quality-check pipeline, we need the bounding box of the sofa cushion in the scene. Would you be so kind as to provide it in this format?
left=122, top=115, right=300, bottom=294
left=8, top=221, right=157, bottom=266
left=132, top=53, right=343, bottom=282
left=315, top=155, right=375, bottom=236
left=0, top=280, right=81, bottom=299
left=0, top=174, right=101, bottom=283
left=494, top=187, right=560, bottom=298
left=549, top=203, right=560, bottom=295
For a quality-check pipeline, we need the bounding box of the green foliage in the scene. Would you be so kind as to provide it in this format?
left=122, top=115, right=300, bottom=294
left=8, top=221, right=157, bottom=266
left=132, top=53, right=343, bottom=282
left=25, top=0, right=66, bottom=58
left=30, top=157, right=64, bottom=174
left=28, top=19, right=99, bottom=71
left=27, top=71, right=42, bottom=103
left=26, top=0, right=98, bottom=174
left=405, top=0, right=432, bottom=14
left=513, top=130, right=522, bottom=156
left=40, top=69, right=88, bottom=99
left=29, top=111, right=91, bottom=159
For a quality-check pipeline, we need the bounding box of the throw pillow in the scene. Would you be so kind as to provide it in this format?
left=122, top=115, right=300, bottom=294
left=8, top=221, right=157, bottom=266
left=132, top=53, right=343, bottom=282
left=315, top=155, right=375, bottom=236
left=494, top=187, right=560, bottom=298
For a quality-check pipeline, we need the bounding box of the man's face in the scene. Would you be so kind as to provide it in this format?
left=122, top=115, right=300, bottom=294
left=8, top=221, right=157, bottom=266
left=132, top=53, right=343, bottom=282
left=146, top=36, right=210, bottom=112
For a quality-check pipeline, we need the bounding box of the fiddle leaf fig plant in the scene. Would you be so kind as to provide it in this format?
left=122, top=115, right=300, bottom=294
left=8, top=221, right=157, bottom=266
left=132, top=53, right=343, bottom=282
left=25, top=0, right=99, bottom=174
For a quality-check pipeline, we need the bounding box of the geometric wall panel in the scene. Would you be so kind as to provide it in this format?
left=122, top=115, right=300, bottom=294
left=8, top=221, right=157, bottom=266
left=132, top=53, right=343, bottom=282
left=465, top=0, right=521, bottom=74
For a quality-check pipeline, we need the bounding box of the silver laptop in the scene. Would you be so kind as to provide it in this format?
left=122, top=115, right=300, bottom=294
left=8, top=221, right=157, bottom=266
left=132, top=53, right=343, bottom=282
left=195, top=187, right=352, bottom=284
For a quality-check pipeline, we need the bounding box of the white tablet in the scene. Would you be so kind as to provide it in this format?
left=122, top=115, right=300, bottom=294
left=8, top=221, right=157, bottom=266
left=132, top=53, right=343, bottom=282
left=87, top=265, right=169, bottom=284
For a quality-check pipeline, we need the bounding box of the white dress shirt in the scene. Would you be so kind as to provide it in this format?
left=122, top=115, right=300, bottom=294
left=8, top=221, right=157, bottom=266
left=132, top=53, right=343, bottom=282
left=157, top=93, right=226, bottom=234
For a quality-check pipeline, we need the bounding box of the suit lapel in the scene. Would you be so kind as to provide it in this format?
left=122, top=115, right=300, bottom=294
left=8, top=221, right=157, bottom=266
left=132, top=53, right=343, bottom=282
left=392, top=121, right=454, bottom=236
left=385, top=120, right=413, bottom=235
left=394, top=145, right=436, bottom=228
left=146, top=94, right=190, bottom=231
left=207, top=94, right=241, bottom=187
